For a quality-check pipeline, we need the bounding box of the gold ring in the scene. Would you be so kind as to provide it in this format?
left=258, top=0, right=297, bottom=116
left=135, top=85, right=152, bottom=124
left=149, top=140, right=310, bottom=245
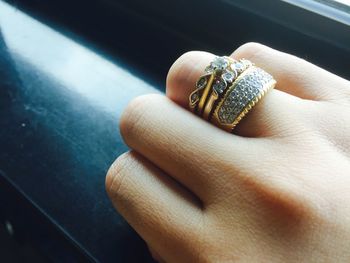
left=189, top=56, right=276, bottom=132
left=189, top=56, right=252, bottom=120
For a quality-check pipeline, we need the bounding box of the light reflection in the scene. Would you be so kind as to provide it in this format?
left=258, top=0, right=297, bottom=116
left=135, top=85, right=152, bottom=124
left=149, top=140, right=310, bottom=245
left=332, top=0, right=350, bottom=7
left=0, top=0, right=158, bottom=112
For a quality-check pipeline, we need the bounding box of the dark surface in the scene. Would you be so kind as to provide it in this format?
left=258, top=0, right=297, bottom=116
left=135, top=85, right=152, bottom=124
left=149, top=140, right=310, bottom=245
left=4, top=0, right=350, bottom=82
left=0, top=218, right=48, bottom=263
left=0, top=1, right=157, bottom=262
left=0, top=0, right=350, bottom=262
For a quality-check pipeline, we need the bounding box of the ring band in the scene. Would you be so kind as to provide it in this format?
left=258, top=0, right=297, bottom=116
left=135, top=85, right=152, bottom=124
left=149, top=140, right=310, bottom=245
left=189, top=56, right=252, bottom=119
left=212, top=66, right=276, bottom=131
left=189, top=56, right=276, bottom=132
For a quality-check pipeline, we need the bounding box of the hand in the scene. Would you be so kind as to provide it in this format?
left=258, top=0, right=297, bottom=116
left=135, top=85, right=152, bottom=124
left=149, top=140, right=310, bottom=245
left=106, top=43, right=350, bottom=262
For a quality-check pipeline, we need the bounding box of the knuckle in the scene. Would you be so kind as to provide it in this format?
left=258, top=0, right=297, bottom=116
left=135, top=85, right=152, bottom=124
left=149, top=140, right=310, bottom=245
left=105, top=152, right=133, bottom=196
left=234, top=42, right=269, bottom=60
left=221, top=160, right=323, bottom=224
left=251, top=174, right=321, bottom=222
left=120, top=94, right=162, bottom=143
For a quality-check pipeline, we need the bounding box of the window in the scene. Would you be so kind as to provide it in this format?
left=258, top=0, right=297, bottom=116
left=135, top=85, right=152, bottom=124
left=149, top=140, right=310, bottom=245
left=327, top=0, right=350, bottom=8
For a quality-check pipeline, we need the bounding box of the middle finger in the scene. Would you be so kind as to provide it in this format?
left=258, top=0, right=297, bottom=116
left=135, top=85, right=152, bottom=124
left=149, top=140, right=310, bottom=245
left=120, top=94, right=261, bottom=204
left=166, top=51, right=306, bottom=137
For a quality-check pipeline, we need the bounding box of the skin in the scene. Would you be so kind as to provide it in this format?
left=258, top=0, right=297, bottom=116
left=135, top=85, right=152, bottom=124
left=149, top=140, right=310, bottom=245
left=105, top=43, right=350, bottom=263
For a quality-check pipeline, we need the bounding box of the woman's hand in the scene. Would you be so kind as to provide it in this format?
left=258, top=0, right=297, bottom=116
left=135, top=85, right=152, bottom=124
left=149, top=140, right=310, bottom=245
left=106, top=43, right=350, bottom=262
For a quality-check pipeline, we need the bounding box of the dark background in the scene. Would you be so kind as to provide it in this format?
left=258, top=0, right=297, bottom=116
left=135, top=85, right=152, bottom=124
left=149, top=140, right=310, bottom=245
left=5, top=0, right=350, bottom=84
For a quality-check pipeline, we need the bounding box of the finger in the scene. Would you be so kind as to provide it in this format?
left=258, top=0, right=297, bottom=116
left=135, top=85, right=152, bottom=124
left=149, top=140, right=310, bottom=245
left=106, top=151, right=203, bottom=263
left=166, top=51, right=304, bottom=137
left=233, top=42, right=350, bottom=101
left=166, top=51, right=214, bottom=109
left=120, top=94, right=255, bottom=202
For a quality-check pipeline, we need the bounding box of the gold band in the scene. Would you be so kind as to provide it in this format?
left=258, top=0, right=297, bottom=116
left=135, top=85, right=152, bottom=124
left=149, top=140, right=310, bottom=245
left=197, top=74, right=215, bottom=115
left=189, top=56, right=276, bottom=132
left=189, top=56, right=252, bottom=120
left=211, top=66, right=276, bottom=131
left=202, top=90, right=218, bottom=120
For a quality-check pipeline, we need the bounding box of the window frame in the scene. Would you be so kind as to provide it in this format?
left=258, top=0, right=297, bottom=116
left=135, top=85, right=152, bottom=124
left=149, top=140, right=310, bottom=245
left=221, top=0, right=350, bottom=53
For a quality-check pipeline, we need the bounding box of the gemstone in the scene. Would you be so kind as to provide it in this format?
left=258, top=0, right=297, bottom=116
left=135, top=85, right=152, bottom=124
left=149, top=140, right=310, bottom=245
left=205, top=65, right=214, bottom=74
left=241, top=59, right=253, bottom=68
left=191, top=92, right=199, bottom=103
left=232, top=62, right=245, bottom=73
left=217, top=67, right=274, bottom=124
left=197, top=77, right=207, bottom=89
left=233, top=108, right=241, bottom=115
left=222, top=71, right=236, bottom=82
left=212, top=56, right=228, bottom=70
left=212, top=80, right=226, bottom=94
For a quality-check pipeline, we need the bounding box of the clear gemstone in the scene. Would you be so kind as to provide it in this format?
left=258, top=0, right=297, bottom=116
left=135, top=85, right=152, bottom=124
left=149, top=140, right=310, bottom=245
left=222, top=71, right=235, bottom=82
left=205, top=65, right=214, bottom=74
left=240, top=59, right=252, bottom=68
left=197, top=77, right=207, bottom=89
left=212, top=57, right=228, bottom=70
left=191, top=92, right=199, bottom=103
left=232, top=62, right=245, bottom=73
left=212, top=80, right=226, bottom=94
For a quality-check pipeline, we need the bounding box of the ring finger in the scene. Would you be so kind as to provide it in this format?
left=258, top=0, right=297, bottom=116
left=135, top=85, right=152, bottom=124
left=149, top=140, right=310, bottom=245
left=166, top=47, right=310, bottom=137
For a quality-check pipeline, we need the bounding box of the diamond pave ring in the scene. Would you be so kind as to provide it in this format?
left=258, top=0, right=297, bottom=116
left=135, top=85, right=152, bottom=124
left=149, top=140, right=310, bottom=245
left=189, top=56, right=276, bottom=132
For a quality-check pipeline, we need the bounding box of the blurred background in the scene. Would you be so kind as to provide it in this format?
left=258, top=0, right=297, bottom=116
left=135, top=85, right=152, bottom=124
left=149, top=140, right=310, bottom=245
left=0, top=0, right=349, bottom=262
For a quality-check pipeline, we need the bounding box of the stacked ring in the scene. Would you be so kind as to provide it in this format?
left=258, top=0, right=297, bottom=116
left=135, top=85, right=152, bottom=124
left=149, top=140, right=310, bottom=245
left=189, top=56, right=276, bottom=132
